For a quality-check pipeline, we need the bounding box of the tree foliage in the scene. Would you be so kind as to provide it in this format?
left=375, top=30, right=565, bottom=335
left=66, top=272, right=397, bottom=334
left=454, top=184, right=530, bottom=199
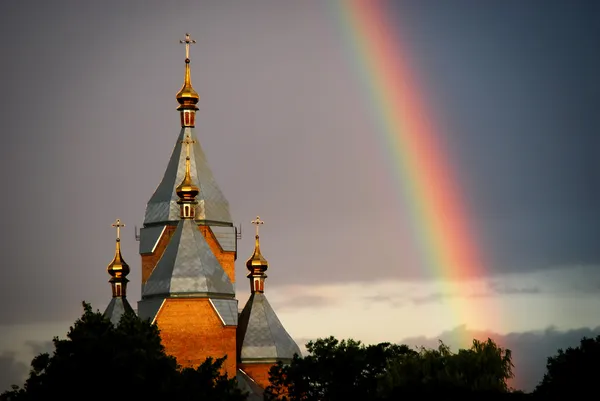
left=265, top=336, right=517, bottom=401
left=534, top=335, right=600, bottom=397
left=381, top=338, right=514, bottom=398
left=0, top=302, right=247, bottom=401
left=265, top=337, right=407, bottom=401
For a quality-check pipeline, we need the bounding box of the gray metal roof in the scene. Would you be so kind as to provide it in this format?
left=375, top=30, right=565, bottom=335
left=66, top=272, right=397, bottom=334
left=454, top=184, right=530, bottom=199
left=236, top=369, right=265, bottom=400
left=237, top=293, right=301, bottom=363
left=137, top=297, right=165, bottom=323
left=139, top=225, right=167, bottom=254
left=210, top=298, right=238, bottom=326
left=144, top=127, right=232, bottom=225
left=142, top=219, right=235, bottom=298
left=103, top=297, right=135, bottom=326
left=210, top=225, right=237, bottom=252
left=139, top=223, right=236, bottom=255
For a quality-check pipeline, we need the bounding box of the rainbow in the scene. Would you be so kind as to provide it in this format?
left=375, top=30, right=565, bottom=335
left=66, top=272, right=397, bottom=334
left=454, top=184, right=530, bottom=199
left=331, top=0, right=489, bottom=329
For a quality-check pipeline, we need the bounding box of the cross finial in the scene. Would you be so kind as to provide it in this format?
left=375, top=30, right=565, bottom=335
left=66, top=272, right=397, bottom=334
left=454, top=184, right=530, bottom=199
left=112, top=218, right=125, bottom=240
left=179, top=33, right=196, bottom=61
left=180, top=134, right=196, bottom=158
left=251, top=216, right=264, bottom=237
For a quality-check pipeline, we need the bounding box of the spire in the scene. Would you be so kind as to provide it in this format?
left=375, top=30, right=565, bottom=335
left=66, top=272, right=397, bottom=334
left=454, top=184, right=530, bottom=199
left=237, top=216, right=301, bottom=363
left=104, top=219, right=135, bottom=325
left=176, top=33, right=199, bottom=127
left=176, top=134, right=199, bottom=219
left=107, top=219, right=130, bottom=297
left=247, top=216, right=268, bottom=293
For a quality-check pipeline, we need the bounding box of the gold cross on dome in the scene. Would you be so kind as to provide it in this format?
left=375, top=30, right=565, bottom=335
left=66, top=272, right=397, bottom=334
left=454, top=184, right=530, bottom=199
left=179, top=33, right=196, bottom=60
left=180, top=134, right=196, bottom=158
left=112, top=219, right=125, bottom=240
left=251, top=216, right=264, bottom=237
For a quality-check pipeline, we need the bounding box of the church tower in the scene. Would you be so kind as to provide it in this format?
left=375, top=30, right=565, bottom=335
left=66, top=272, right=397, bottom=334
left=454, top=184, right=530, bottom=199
left=103, top=219, right=135, bottom=325
left=237, top=216, right=301, bottom=389
left=138, top=33, right=237, bottom=290
left=138, top=133, right=238, bottom=377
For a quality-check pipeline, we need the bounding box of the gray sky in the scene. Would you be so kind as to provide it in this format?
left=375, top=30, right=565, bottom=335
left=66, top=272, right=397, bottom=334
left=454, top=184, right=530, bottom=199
left=0, top=0, right=598, bottom=392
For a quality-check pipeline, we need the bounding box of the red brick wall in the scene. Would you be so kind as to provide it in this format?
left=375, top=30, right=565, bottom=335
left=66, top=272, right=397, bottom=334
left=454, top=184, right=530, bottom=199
left=141, top=225, right=177, bottom=284
left=155, top=298, right=237, bottom=378
left=198, top=226, right=236, bottom=284
left=239, top=362, right=275, bottom=390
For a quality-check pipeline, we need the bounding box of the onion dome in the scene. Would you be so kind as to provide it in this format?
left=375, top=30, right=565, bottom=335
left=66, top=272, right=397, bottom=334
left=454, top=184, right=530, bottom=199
left=107, top=219, right=130, bottom=279
left=176, top=33, right=199, bottom=110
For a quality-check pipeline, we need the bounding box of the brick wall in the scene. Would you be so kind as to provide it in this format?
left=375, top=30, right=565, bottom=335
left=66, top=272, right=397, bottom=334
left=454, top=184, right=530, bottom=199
left=239, top=362, right=275, bottom=390
left=141, top=225, right=177, bottom=284
left=155, top=298, right=237, bottom=378
left=198, top=225, right=236, bottom=284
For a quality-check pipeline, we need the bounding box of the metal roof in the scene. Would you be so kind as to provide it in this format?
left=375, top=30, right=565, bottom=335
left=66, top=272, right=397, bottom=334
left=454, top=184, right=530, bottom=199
left=210, top=298, right=239, bottom=326
left=237, top=293, right=301, bottom=363
left=137, top=297, right=165, bottom=323
left=103, top=297, right=135, bottom=326
left=142, top=219, right=235, bottom=298
left=236, top=369, right=265, bottom=400
left=139, top=225, right=167, bottom=254
left=139, top=223, right=236, bottom=255
left=144, top=127, right=232, bottom=225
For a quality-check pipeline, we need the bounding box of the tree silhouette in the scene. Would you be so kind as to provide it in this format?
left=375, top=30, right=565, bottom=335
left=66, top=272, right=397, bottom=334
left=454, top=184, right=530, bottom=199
left=0, top=302, right=246, bottom=401
left=265, top=336, right=407, bottom=401
left=534, top=335, right=600, bottom=397
left=266, top=336, right=518, bottom=400
left=381, top=338, right=515, bottom=398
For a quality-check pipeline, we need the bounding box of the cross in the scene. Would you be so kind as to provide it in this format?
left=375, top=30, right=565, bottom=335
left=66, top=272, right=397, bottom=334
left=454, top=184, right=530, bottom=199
left=112, top=218, right=125, bottom=240
left=180, top=134, right=196, bottom=158
left=179, top=33, right=196, bottom=60
left=251, top=216, right=264, bottom=237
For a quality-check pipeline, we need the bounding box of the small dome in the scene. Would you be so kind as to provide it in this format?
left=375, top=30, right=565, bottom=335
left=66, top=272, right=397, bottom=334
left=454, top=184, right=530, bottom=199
left=176, top=60, right=199, bottom=109
left=107, top=239, right=130, bottom=278
left=246, top=235, right=269, bottom=273
left=176, top=156, right=200, bottom=200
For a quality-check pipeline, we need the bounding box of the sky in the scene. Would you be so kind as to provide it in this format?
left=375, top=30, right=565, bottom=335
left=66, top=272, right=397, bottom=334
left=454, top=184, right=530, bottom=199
left=0, top=0, right=599, bottom=393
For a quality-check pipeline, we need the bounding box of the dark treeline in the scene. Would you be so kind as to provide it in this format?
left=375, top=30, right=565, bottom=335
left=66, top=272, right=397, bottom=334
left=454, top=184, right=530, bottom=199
left=1, top=303, right=596, bottom=400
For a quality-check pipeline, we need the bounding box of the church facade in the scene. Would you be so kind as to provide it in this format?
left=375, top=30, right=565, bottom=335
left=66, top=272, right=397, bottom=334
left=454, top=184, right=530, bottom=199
left=102, top=33, right=300, bottom=397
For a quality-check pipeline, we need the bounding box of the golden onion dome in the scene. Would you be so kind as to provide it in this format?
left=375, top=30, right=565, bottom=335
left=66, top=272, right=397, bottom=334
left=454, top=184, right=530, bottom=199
left=246, top=234, right=269, bottom=273
left=176, top=156, right=200, bottom=200
left=107, top=238, right=130, bottom=278
left=176, top=59, right=200, bottom=109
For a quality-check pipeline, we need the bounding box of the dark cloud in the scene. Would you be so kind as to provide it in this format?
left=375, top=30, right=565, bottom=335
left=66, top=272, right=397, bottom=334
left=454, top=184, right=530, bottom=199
left=0, top=340, right=53, bottom=393
left=0, top=352, right=27, bottom=393
left=400, top=325, right=600, bottom=392
left=0, top=0, right=598, bottom=327
left=394, top=282, right=542, bottom=306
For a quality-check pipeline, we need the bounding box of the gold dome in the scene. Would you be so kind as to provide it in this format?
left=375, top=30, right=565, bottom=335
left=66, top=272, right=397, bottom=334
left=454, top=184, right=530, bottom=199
left=176, top=60, right=200, bottom=110
left=107, top=238, right=130, bottom=279
left=176, top=156, right=200, bottom=201
left=246, top=234, right=269, bottom=273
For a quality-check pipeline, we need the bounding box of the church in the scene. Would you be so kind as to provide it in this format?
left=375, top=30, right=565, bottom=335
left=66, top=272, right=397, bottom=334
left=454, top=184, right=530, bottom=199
left=102, top=33, right=301, bottom=398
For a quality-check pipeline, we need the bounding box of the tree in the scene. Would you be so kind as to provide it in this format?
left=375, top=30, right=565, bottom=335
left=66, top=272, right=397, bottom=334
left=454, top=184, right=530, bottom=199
left=0, top=302, right=247, bottom=401
left=265, top=336, right=517, bottom=400
left=534, top=335, right=600, bottom=397
left=264, top=337, right=416, bottom=401
left=380, top=338, right=515, bottom=397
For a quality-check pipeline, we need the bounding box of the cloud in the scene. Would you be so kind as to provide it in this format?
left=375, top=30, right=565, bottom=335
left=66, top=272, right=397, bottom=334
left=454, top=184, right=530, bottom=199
left=275, top=295, right=335, bottom=311
left=407, top=282, right=542, bottom=306
left=0, top=340, right=53, bottom=393
left=399, top=325, right=600, bottom=392
left=0, top=351, right=28, bottom=393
